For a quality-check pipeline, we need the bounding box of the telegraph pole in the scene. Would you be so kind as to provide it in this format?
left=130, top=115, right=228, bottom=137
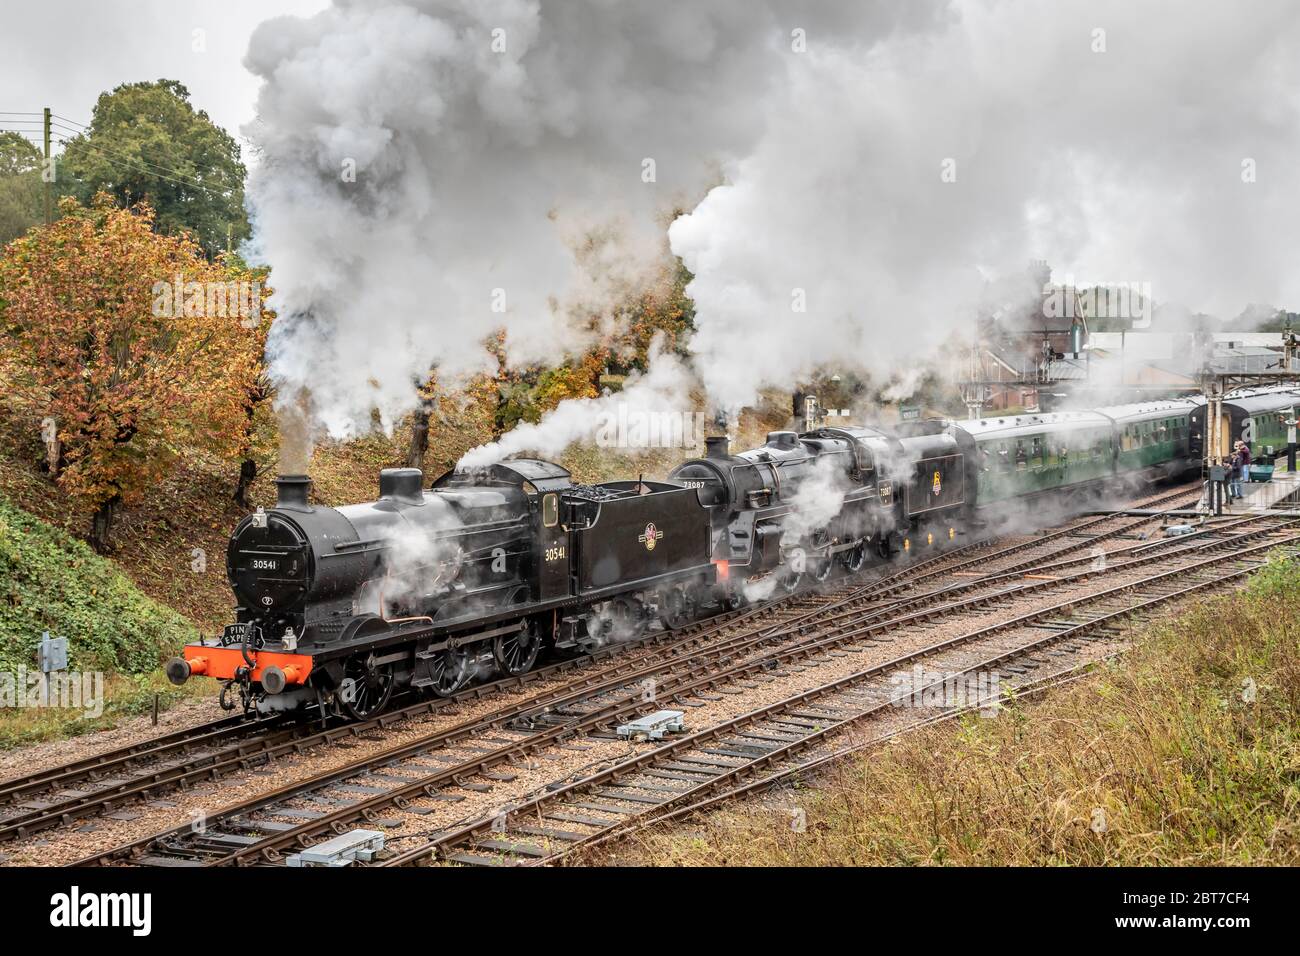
left=1283, top=317, right=1297, bottom=472
left=1200, top=367, right=1225, bottom=515
left=42, top=107, right=52, bottom=224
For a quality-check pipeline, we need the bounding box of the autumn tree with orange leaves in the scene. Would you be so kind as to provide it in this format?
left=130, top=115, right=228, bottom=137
left=0, top=195, right=266, bottom=549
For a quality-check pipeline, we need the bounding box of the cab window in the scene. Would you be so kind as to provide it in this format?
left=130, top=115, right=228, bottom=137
left=542, top=493, right=559, bottom=528
left=853, top=442, right=873, bottom=474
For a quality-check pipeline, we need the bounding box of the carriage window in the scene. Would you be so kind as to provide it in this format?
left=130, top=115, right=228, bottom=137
left=542, top=493, right=559, bottom=528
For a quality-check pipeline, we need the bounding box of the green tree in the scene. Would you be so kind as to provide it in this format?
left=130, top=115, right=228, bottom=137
left=0, top=131, right=44, bottom=247
left=59, top=80, right=248, bottom=258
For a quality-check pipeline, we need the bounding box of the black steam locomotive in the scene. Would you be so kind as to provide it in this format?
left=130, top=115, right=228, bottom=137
left=167, top=461, right=721, bottom=718
left=166, top=423, right=976, bottom=718
left=669, top=427, right=970, bottom=592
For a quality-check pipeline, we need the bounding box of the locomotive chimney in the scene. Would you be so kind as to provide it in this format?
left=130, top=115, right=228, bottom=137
left=274, top=474, right=313, bottom=512
left=705, top=435, right=730, bottom=459
left=379, top=467, right=424, bottom=505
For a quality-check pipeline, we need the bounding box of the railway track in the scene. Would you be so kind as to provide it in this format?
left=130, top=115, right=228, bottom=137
left=69, top=487, right=1291, bottom=866
left=4, top=547, right=959, bottom=848
left=386, top=533, right=1300, bottom=866
left=544, top=659, right=1120, bottom=863
left=0, top=480, right=1082, bottom=845
left=0, top=597, right=802, bottom=844
left=65, top=554, right=988, bottom=865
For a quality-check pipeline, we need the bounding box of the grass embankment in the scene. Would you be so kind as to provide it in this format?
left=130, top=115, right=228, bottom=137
left=0, top=497, right=208, bottom=748
left=611, top=554, right=1300, bottom=866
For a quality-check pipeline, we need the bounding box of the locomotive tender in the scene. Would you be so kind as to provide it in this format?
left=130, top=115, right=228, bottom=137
left=166, top=387, right=1300, bottom=718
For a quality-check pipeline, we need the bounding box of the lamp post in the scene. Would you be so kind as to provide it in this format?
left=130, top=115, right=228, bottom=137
left=1286, top=417, right=1297, bottom=473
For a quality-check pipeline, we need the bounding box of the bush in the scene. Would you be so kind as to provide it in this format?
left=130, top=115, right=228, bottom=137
left=0, top=496, right=195, bottom=674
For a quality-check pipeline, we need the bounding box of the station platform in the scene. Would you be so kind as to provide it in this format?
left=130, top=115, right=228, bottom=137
left=1086, top=472, right=1300, bottom=519
left=1231, top=471, right=1300, bottom=512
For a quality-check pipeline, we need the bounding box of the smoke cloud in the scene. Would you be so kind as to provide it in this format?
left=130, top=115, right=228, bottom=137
left=245, top=0, right=1300, bottom=453
left=244, top=0, right=921, bottom=443
left=457, top=343, right=695, bottom=468
left=672, top=0, right=1300, bottom=412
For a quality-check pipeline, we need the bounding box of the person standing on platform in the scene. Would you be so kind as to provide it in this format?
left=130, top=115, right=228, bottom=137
left=1229, top=446, right=1245, bottom=501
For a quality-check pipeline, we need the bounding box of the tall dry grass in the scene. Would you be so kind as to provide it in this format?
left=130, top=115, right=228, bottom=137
left=612, top=553, right=1300, bottom=866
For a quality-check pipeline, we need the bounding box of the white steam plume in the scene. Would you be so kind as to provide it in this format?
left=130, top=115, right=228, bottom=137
left=457, top=344, right=695, bottom=468
left=245, top=0, right=1300, bottom=461
left=671, top=0, right=1300, bottom=412
left=243, top=0, right=928, bottom=444
left=780, top=456, right=851, bottom=546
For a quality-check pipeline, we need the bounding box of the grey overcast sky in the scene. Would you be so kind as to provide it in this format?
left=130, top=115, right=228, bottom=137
left=0, top=0, right=328, bottom=154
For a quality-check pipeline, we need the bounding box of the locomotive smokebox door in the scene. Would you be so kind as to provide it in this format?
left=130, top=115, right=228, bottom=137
left=536, top=491, right=569, bottom=600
